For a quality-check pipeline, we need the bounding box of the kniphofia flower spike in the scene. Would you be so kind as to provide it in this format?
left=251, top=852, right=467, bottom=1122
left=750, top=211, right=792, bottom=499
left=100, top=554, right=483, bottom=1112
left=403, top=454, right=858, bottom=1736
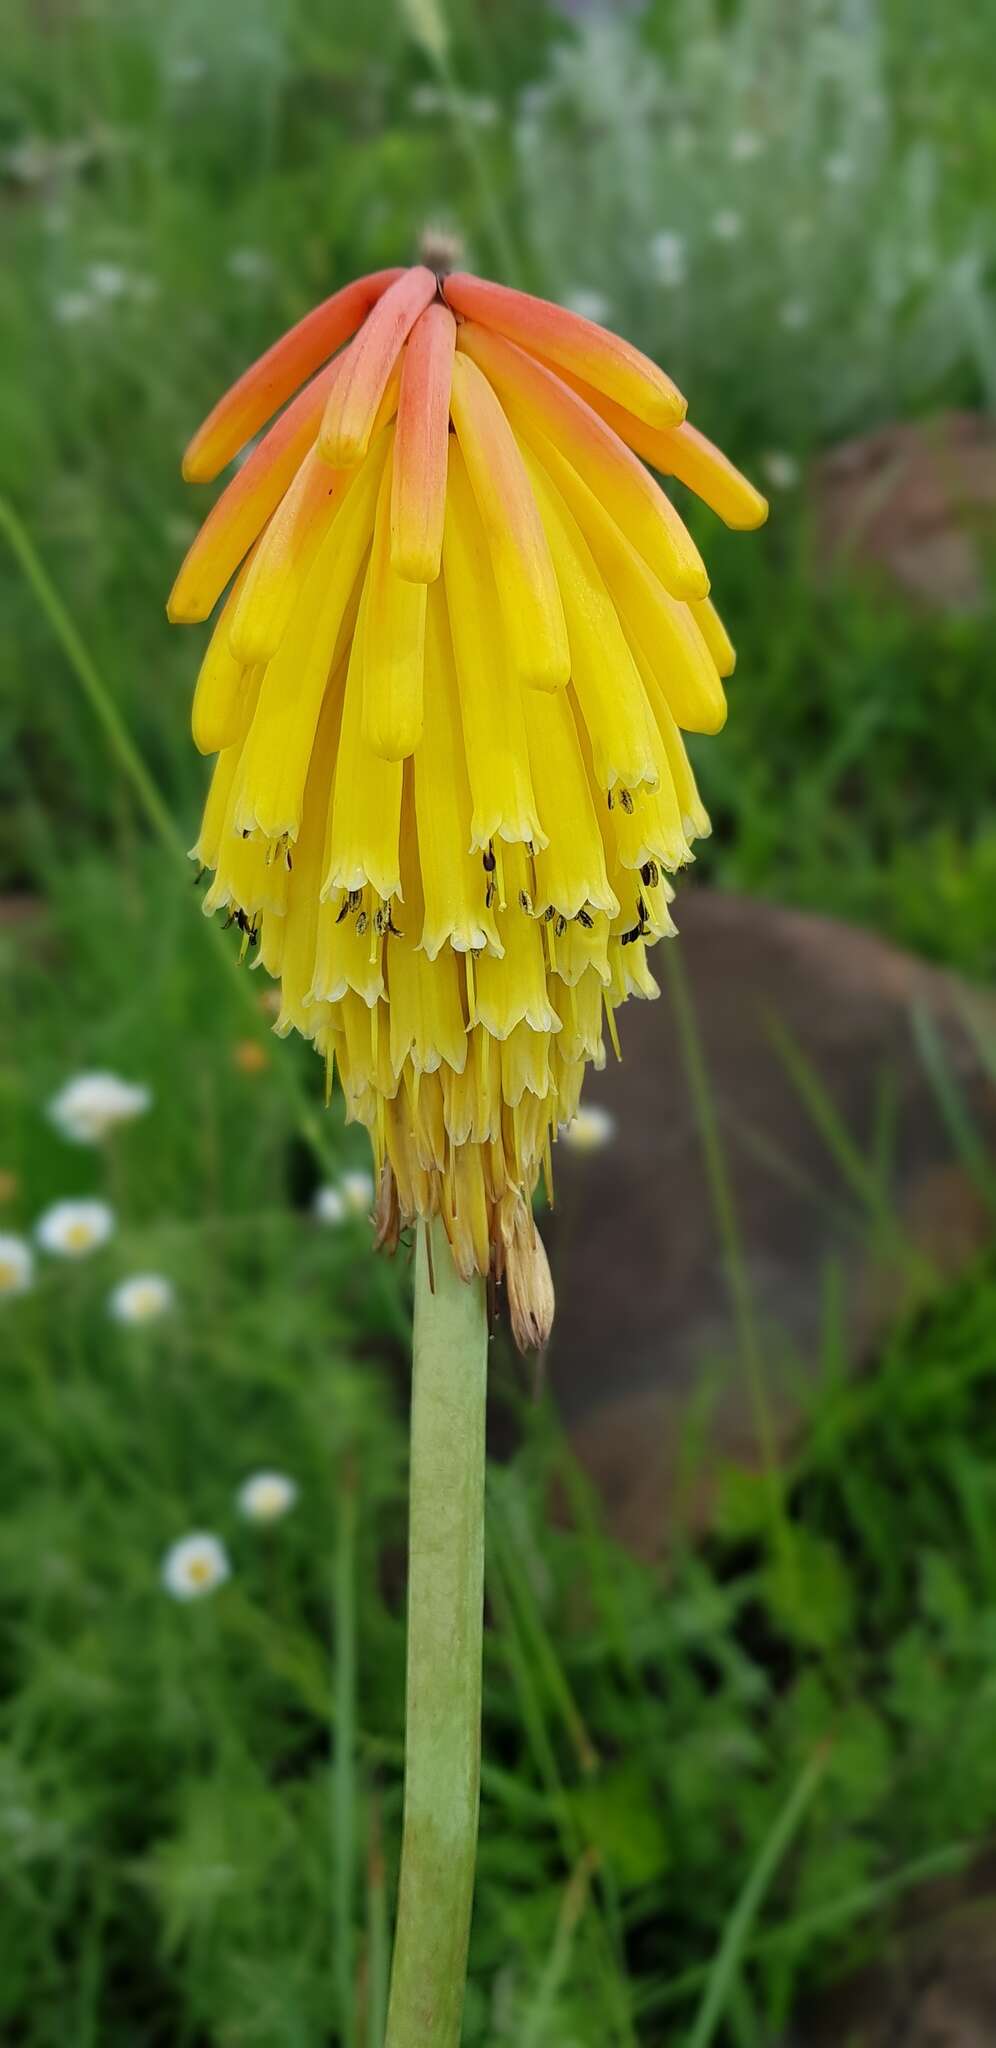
left=170, top=260, right=767, bottom=1336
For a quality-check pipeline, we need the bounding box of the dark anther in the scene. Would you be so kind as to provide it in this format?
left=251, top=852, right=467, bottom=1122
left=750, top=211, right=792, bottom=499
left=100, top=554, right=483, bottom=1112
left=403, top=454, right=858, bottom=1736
left=285, top=849, right=293, bottom=871
left=641, top=860, right=658, bottom=888
left=543, top=904, right=555, bottom=923
left=222, top=909, right=236, bottom=930
left=335, top=896, right=350, bottom=924
left=619, top=788, right=635, bottom=814
left=577, top=908, right=594, bottom=929
left=192, top=866, right=205, bottom=887
left=519, top=889, right=532, bottom=913
left=606, top=789, right=615, bottom=810
left=482, top=844, right=496, bottom=873
left=636, top=894, right=648, bottom=924
left=554, top=914, right=567, bottom=938
left=485, top=879, right=496, bottom=909
left=241, top=828, right=251, bottom=840
left=386, top=911, right=403, bottom=936
left=347, top=889, right=363, bottom=913
left=355, top=911, right=368, bottom=936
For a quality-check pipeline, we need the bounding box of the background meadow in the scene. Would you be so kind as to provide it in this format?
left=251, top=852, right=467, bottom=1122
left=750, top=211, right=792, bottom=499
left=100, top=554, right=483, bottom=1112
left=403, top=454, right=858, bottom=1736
left=3, top=1, right=996, bottom=2042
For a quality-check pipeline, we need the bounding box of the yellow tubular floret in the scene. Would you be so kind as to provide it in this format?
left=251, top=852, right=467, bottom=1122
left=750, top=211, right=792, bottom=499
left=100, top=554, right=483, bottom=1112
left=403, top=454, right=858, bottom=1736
left=362, top=456, right=427, bottom=761
left=231, top=436, right=387, bottom=843
left=442, top=443, right=545, bottom=851
left=324, top=582, right=404, bottom=903
left=524, top=428, right=727, bottom=736
left=448, top=351, right=571, bottom=693
left=414, top=586, right=500, bottom=960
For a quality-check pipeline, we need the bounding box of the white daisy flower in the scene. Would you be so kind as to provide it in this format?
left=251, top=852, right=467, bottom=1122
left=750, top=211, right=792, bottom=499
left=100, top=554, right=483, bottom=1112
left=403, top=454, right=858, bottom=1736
left=564, top=287, right=611, bottom=326
left=313, top=1184, right=346, bottom=1224
left=86, top=262, right=128, bottom=300
left=340, top=1169, right=375, bottom=1217
left=711, top=209, right=743, bottom=242
left=237, top=1471, right=299, bottom=1523
left=649, top=230, right=687, bottom=289
left=0, top=1235, right=33, bottom=1300
left=761, top=450, right=800, bottom=490
left=314, top=1168, right=375, bottom=1224
left=560, top=1104, right=617, bottom=1154
left=161, top=1532, right=230, bottom=1601
left=109, top=1273, right=175, bottom=1325
left=48, top=1071, right=151, bottom=1145
left=36, top=1199, right=115, bottom=1259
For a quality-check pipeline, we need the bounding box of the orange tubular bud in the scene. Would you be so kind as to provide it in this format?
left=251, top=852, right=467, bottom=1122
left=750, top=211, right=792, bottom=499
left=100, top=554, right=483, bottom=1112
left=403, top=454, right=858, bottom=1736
left=168, top=361, right=339, bottom=624
left=390, top=303, right=456, bottom=583
left=182, top=267, right=403, bottom=483
left=318, top=266, right=438, bottom=468
left=456, top=323, right=709, bottom=603
left=448, top=351, right=570, bottom=693
left=443, top=270, right=686, bottom=431
left=545, top=366, right=769, bottom=531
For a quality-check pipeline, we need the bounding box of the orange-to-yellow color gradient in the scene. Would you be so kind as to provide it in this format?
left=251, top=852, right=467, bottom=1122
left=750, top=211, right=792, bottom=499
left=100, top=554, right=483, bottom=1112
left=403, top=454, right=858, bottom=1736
left=168, top=262, right=766, bottom=1319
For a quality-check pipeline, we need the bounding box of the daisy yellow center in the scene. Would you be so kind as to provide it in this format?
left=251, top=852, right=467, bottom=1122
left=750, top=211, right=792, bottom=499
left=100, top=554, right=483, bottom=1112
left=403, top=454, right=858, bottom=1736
left=65, top=1222, right=95, bottom=1250
left=0, top=1260, right=17, bottom=1292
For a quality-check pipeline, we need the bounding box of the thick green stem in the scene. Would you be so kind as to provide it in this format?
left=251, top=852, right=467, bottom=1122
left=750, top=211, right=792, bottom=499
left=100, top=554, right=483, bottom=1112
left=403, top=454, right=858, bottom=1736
left=385, top=1219, right=488, bottom=2048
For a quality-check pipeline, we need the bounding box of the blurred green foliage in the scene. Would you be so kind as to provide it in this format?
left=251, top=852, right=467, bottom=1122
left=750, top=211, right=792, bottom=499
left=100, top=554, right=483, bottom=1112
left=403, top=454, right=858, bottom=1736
left=2, top=0, right=996, bottom=2041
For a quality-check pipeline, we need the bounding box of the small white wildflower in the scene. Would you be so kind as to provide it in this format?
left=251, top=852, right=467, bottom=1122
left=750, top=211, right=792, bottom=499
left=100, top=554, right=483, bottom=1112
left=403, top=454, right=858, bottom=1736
left=314, top=1184, right=346, bottom=1225
left=779, top=298, right=810, bottom=332
left=340, top=1169, right=375, bottom=1217
left=564, top=288, right=611, bottom=326
left=226, top=247, right=272, bottom=283
left=0, top=1235, right=33, bottom=1300
left=162, top=1532, right=230, bottom=1601
left=711, top=209, right=742, bottom=242
left=761, top=450, right=800, bottom=490
left=36, top=1199, right=115, bottom=1260
left=52, top=290, right=97, bottom=326
left=238, top=1471, right=298, bottom=1523
left=729, top=129, right=763, bottom=163
left=649, top=230, right=687, bottom=289
left=86, top=262, right=128, bottom=300
left=560, top=1104, right=617, bottom=1154
left=48, top=1072, right=151, bottom=1145
left=825, top=152, right=855, bottom=185
left=109, top=1273, right=175, bottom=1325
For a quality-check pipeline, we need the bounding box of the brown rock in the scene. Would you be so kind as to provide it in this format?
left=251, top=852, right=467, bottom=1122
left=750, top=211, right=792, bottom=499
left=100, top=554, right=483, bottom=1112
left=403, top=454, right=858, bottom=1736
left=813, top=411, right=996, bottom=611
left=790, top=1855, right=996, bottom=2047
left=545, top=887, right=996, bottom=1556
